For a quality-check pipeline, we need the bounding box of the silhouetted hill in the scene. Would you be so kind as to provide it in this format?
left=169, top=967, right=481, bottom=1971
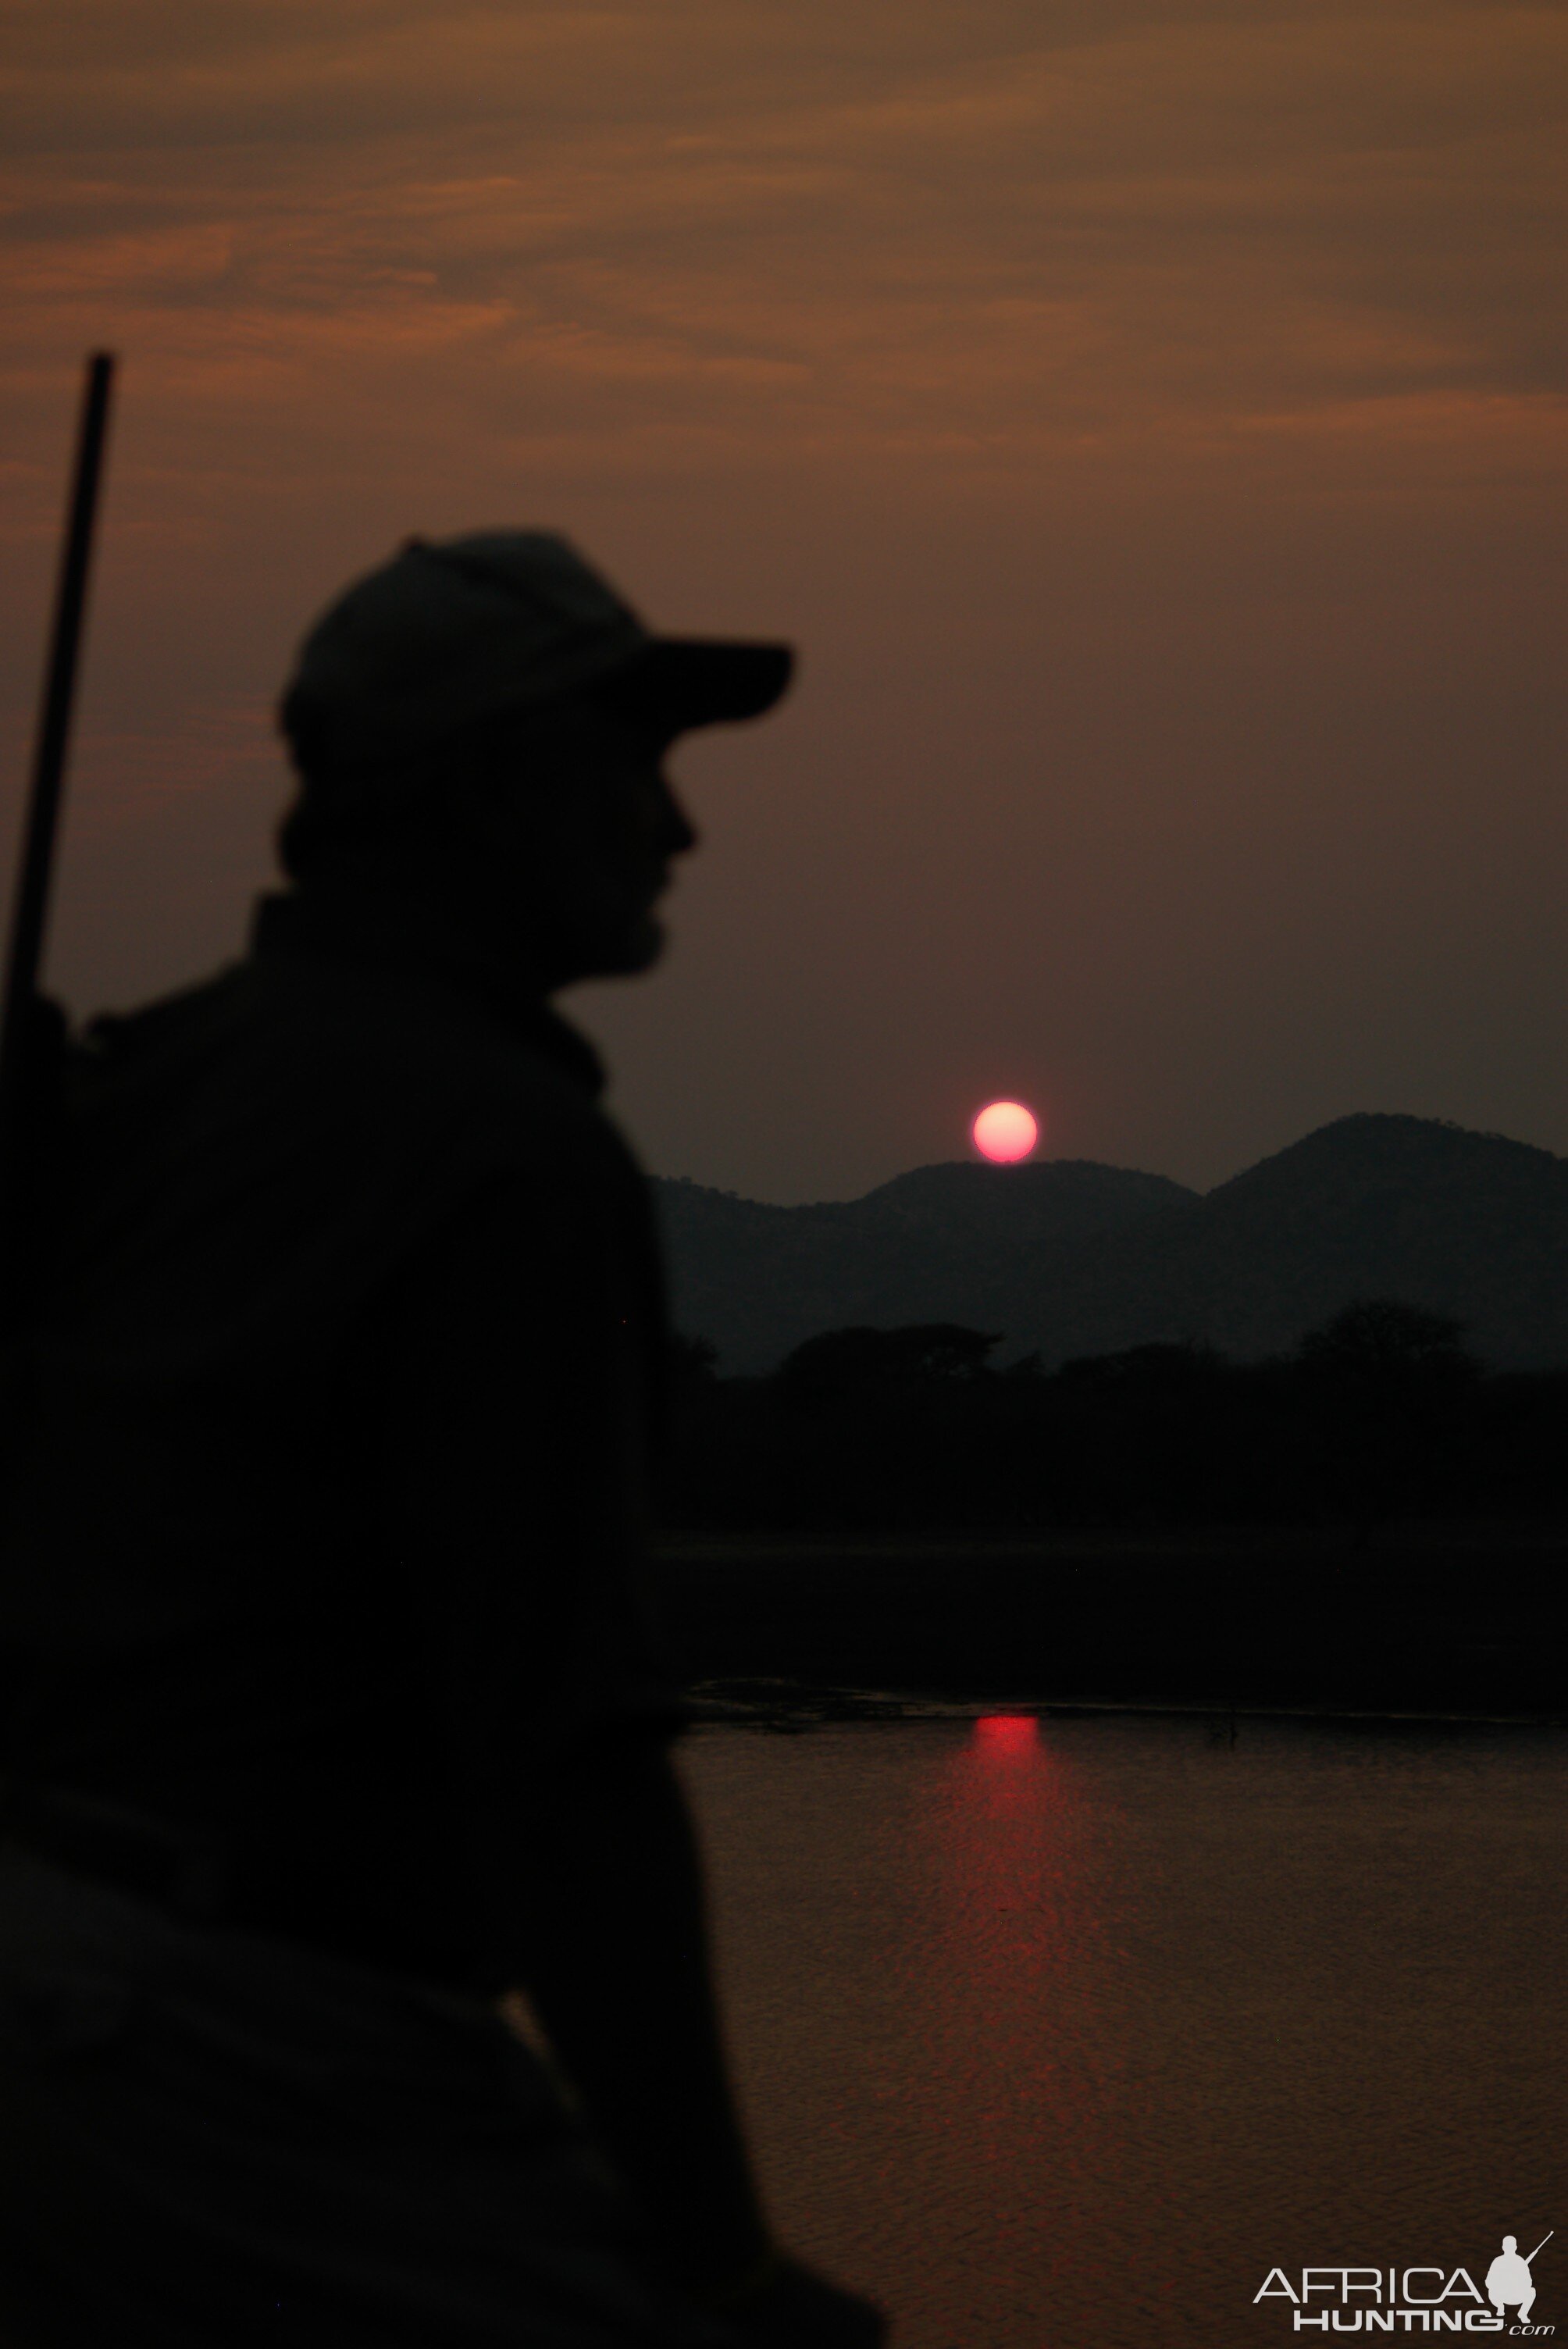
left=653, top=1116, right=1568, bottom=1372
left=843, top=1158, right=1191, bottom=1240
left=654, top=1157, right=1198, bottom=1372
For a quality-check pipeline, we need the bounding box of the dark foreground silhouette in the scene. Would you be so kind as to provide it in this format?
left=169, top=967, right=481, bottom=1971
left=0, top=533, right=882, bottom=2347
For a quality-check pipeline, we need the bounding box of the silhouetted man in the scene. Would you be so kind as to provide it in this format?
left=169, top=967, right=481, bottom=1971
left=0, top=533, right=885, bottom=2347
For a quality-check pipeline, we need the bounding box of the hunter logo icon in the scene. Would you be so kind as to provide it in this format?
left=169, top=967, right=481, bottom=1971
left=1488, top=2234, right=1552, bottom=2325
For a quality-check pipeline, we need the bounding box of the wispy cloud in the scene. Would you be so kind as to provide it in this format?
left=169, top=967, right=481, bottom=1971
left=4, top=0, right=1563, bottom=488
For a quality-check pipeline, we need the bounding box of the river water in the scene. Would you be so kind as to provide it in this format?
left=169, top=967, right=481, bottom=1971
left=679, top=1711, right=1566, bottom=2349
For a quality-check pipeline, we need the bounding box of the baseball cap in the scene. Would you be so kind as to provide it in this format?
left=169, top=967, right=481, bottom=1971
left=278, top=530, right=794, bottom=782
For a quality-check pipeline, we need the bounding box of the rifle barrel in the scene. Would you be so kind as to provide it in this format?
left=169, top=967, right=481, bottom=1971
left=0, top=351, right=116, bottom=1104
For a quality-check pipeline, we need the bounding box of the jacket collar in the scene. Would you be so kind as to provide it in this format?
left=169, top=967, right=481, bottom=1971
left=248, top=889, right=607, bottom=1099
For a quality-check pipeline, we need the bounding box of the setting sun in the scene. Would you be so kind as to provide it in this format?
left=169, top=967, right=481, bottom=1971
left=972, top=1101, right=1039, bottom=1163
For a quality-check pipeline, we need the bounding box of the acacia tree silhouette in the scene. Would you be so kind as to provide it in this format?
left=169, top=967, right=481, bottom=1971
left=1295, top=1298, right=1478, bottom=1378
left=660, top=1306, right=1568, bottom=1534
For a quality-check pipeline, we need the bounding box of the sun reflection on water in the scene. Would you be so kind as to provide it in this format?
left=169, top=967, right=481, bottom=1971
left=906, top=1712, right=1131, bottom=2327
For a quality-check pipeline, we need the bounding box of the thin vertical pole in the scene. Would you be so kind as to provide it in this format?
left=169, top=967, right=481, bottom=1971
left=0, top=351, right=116, bottom=1299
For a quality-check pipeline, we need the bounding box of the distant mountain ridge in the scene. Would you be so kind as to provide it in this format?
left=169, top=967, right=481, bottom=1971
left=651, top=1115, right=1568, bottom=1373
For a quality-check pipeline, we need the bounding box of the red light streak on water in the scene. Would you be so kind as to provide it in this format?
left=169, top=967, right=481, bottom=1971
left=902, top=1713, right=1128, bottom=2333
left=975, top=1711, right=1042, bottom=1755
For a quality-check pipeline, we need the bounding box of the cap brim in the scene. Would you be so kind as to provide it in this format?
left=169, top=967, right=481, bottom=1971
left=592, top=637, right=794, bottom=737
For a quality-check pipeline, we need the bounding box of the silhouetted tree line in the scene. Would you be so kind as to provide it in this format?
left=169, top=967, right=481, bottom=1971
left=661, top=1300, right=1568, bottom=1534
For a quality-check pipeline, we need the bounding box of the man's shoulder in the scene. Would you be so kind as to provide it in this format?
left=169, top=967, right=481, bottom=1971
left=69, top=933, right=642, bottom=1261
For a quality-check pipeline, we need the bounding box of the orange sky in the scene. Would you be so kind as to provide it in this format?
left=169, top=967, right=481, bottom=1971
left=2, top=0, right=1565, bottom=1198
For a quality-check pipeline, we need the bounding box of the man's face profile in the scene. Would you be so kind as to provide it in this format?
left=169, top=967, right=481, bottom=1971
left=274, top=533, right=788, bottom=998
